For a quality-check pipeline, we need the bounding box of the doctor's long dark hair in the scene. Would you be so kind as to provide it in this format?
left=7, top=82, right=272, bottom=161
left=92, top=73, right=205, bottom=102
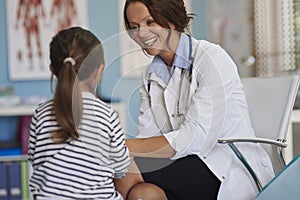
left=124, top=0, right=193, bottom=33
left=49, top=27, right=104, bottom=143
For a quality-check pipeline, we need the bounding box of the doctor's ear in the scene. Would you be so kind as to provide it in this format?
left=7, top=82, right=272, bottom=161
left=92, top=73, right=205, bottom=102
left=169, top=23, right=176, bottom=30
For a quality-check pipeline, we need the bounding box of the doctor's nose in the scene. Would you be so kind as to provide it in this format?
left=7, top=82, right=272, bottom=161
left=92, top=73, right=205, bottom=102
left=137, top=27, right=150, bottom=38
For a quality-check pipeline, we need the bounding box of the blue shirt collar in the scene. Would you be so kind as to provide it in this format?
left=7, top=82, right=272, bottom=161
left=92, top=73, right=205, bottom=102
left=173, top=33, right=190, bottom=69
left=147, top=33, right=190, bottom=83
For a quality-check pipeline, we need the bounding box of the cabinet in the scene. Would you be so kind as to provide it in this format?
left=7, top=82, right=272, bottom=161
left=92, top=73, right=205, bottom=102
left=0, top=105, right=33, bottom=200
left=0, top=105, right=35, bottom=117
left=0, top=105, right=37, bottom=161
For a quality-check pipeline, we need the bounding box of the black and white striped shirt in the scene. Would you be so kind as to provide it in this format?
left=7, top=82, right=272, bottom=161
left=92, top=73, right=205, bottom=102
left=28, top=92, right=130, bottom=200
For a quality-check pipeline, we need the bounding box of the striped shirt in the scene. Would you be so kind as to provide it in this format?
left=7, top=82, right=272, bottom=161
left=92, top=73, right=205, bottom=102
left=28, top=92, right=130, bottom=200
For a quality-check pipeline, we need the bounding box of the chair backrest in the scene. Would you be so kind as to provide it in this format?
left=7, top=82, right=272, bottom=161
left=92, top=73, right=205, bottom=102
left=241, top=74, right=300, bottom=173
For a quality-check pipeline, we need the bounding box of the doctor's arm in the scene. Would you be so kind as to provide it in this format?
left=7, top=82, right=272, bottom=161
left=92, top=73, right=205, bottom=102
left=126, top=136, right=176, bottom=158
left=163, top=46, right=238, bottom=159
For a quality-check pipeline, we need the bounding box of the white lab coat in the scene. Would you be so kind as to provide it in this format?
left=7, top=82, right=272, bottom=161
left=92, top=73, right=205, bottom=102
left=137, top=37, right=275, bottom=200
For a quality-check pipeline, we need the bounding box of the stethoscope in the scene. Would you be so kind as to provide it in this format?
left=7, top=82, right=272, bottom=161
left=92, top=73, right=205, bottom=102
left=147, top=35, right=194, bottom=118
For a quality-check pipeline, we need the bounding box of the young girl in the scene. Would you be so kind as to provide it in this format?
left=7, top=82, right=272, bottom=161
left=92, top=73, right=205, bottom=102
left=28, top=27, right=130, bottom=200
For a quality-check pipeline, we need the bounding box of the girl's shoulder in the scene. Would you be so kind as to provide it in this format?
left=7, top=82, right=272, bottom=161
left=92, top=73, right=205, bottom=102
left=34, top=98, right=53, bottom=114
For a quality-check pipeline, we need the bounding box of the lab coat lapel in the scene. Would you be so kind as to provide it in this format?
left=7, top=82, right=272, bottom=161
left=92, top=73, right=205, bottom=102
left=148, top=73, right=167, bottom=90
left=164, top=68, right=182, bottom=126
left=147, top=73, right=171, bottom=131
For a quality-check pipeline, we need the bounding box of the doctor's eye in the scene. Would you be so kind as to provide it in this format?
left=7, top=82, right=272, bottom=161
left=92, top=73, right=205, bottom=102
left=146, top=19, right=156, bottom=26
left=130, top=25, right=139, bottom=32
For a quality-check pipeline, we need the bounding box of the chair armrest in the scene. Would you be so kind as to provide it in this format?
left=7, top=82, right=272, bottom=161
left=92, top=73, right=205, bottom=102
left=218, top=137, right=288, bottom=192
left=218, top=137, right=287, bottom=148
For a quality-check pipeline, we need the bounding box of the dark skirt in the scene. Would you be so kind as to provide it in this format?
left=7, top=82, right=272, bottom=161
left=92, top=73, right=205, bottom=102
left=134, top=155, right=221, bottom=200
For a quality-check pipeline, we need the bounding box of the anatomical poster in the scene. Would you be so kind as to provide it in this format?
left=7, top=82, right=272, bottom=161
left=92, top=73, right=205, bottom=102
left=6, top=0, right=88, bottom=80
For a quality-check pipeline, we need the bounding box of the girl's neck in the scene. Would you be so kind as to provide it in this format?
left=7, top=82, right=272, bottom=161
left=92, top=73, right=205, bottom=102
left=79, top=82, right=95, bottom=93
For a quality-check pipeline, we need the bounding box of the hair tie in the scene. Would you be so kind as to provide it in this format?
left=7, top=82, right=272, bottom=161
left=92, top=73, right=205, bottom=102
left=63, top=57, right=76, bottom=66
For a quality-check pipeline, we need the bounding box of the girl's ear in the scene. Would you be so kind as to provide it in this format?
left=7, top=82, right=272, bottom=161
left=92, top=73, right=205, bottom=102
left=95, top=64, right=105, bottom=82
left=90, top=64, right=105, bottom=85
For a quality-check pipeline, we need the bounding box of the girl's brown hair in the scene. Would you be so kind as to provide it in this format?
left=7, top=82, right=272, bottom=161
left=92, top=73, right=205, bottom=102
left=49, top=27, right=104, bottom=143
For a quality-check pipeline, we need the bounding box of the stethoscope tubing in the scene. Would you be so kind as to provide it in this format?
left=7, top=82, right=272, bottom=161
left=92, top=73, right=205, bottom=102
left=147, top=35, right=194, bottom=117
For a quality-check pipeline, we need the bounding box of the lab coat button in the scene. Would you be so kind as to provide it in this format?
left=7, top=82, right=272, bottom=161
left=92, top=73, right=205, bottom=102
left=203, top=156, right=206, bottom=159
left=222, top=176, right=225, bottom=180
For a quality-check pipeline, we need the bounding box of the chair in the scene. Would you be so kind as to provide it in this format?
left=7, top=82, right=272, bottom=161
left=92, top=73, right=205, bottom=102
left=218, top=74, right=300, bottom=192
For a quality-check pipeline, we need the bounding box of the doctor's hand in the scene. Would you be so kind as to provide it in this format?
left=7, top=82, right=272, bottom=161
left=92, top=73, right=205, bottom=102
left=125, top=136, right=175, bottom=158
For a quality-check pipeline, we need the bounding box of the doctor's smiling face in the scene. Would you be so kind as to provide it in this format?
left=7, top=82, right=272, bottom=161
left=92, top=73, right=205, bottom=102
left=125, top=1, right=179, bottom=59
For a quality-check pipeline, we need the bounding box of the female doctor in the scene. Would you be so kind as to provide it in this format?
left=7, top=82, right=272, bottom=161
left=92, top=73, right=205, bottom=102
left=115, top=0, right=275, bottom=199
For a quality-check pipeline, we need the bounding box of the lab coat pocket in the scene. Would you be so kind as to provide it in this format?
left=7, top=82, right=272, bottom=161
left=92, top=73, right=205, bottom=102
left=223, top=165, right=257, bottom=200
left=259, top=154, right=275, bottom=185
